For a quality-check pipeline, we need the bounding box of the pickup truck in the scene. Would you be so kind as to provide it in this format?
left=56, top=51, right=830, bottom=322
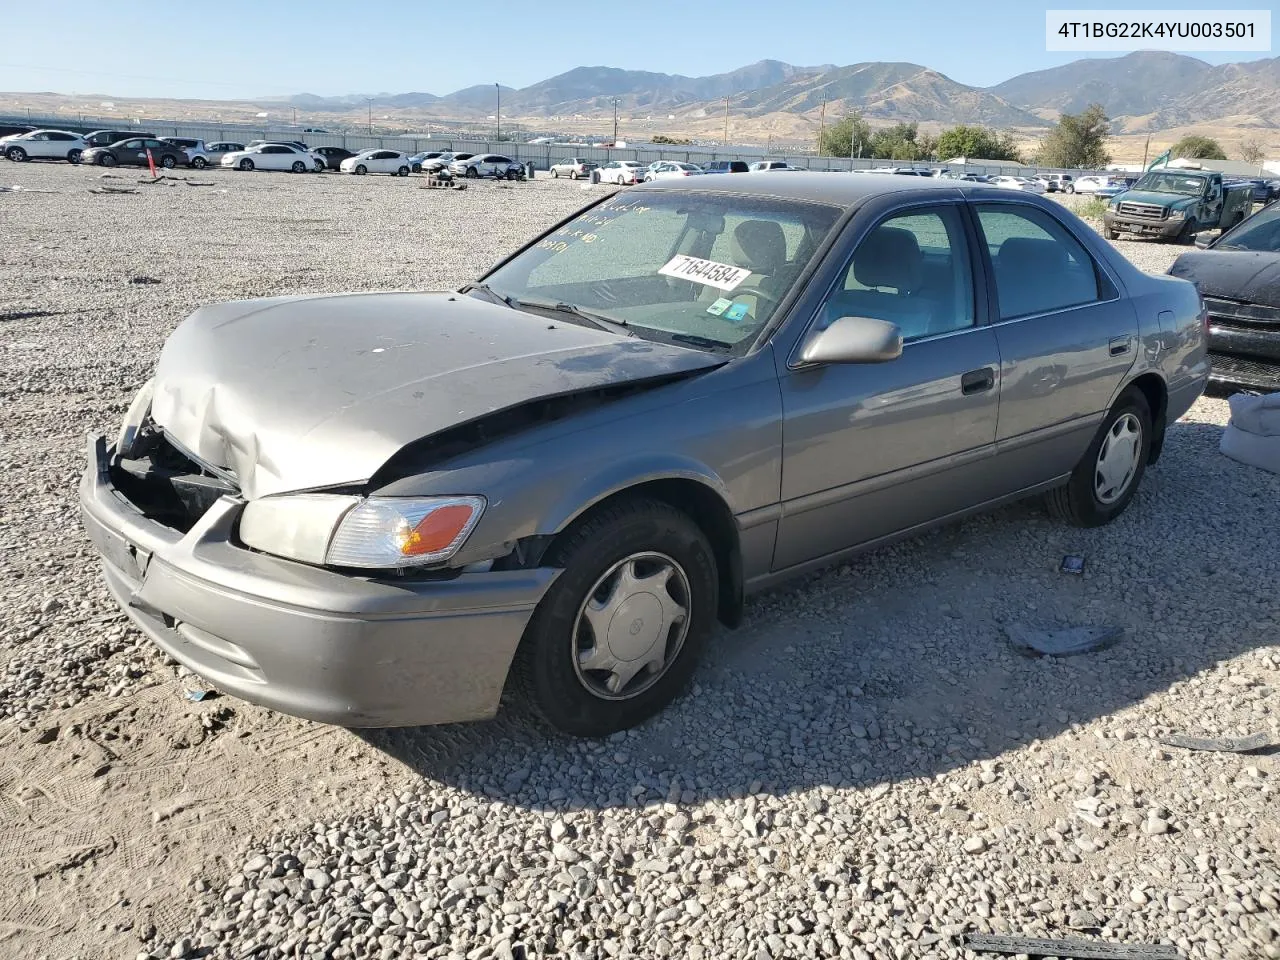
left=1103, top=169, right=1253, bottom=244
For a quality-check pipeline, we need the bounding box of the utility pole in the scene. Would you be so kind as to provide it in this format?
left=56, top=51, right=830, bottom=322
left=723, top=96, right=729, bottom=146
left=292, top=106, right=297, bottom=126
left=495, top=83, right=501, bottom=140
left=817, top=94, right=827, bottom=157
left=612, top=97, right=618, bottom=145
left=366, top=98, right=373, bottom=134
left=1141, top=135, right=1150, bottom=170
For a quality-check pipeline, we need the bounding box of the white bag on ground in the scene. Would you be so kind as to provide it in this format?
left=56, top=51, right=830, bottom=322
left=1220, top=391, right=1280, bottom=474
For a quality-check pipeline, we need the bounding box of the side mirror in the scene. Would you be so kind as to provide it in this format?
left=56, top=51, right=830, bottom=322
left=1193, top=232, right=1213, bottom=249
left=799, top=315, right=903, bottom=365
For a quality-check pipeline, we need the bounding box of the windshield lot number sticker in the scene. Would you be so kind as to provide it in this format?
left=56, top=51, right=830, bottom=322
left=706, top=297, right=733, bottom=316
left=660, top=255, right=751, bottom=291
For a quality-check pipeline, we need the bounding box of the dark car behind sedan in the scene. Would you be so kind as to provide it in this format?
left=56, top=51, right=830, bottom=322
left=312, top=146, right=355, bottom=171
left=1169, top=201, right=1280, bottom=390
left=83, top=129, right=156, bottom=148
left=82, top=137, right=185, bottom=169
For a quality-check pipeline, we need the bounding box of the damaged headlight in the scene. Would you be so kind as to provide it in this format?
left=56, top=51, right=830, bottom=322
left=238, top=495, right=485, bottom=569
left=116, top=378, right=156, bottom=460
left=1167, top=209, right=1186, bottom=220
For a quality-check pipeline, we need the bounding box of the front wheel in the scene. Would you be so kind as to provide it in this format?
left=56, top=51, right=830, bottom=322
left=98, top=153, right=117, bottom=167
left=505, top=168, right=518, bottom=180
left=551, top=168, right=559, bottom=178
left=465, top=167, right=478, bottom=178
left=1065, top=184, right=1075, bottom=194
left=239, top=158, right=254, bottom=171
left=6, top=147, right=27, bottom=162
left=411, top=163, right=421, bottom=173
left=191, top=156, right=207, bottom=169
left=161, top=155, right=177, bottom=169
left=1046, top=387, right=1151, bottom=527
left=1176, top=218, right=1199, bottom=245
left=355, top=164, right=367, bottom=175
left=513, top=499, right=718, bottom=737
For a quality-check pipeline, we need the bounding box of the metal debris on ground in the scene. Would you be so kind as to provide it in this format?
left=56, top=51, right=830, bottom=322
left=1158, top=731, right=1273, bottom=753
left=1060, top=555, right=1086, bottom=574
left=129, top=276, right=161, bottom=285
left=89, top=186, right=137, bottom=195
left=420, top=175, right=466, bottom=190
left=1005, top=623, right=1123, bottom=657
left=183, top=688, right=215, bottom=702
left=961, top=932, right=1181, bottom=959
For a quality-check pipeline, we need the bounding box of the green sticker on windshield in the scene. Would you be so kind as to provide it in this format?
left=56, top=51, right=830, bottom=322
left=706, top=297, right=733, bottom=316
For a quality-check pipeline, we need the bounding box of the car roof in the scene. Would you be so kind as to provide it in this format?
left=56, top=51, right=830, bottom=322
left=630, top=170, right=1013, bottom=207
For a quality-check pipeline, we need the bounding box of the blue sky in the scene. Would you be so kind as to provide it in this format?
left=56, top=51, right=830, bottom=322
left=3, top=0, right=1273, bottom=99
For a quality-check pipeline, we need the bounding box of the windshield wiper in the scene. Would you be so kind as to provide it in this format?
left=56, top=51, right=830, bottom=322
left=669, top=333, right=733, bottom=352
left=518, top=298, right=636, bottom=337
left=461, top=282, right=517, bottom=308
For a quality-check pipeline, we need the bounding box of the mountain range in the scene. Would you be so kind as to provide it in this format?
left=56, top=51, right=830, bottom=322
left=264, top=52, right=1280, bottom=131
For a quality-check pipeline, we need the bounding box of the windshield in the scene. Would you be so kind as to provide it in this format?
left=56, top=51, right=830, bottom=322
left=478, top=190, right=842, bottom=354
left=1132, top=172, right=1207, bottom=196
left=1216, top=205, right=1280, bottom=252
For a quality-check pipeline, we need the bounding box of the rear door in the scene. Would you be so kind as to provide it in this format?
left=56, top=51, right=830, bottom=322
left=118, top=139, right=146, bottom=164
left=973, top=201, right=1138, bottom=486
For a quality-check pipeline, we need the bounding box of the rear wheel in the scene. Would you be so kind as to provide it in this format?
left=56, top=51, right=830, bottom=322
left=397, top=166, right=409, bottom=177
left=1046, top=387, right=1151, bottom=527
left=513, top=499, right=718, bottom=737
left=239, top=158, right=254, bottom=171
left=6, top=146, right=27, bottom=162
left=67, top=149, right=82, bottom=164
left=570, top=170, right=578, bottom=180
left=291, top=160, right=306, bottom=173
left=191, top=156, right=207, bottom=169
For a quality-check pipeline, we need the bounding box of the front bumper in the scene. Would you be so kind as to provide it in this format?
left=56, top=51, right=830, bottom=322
left=1103, top=211, right=1185, bottom=239
left=79, top=435, right=558, bottom=727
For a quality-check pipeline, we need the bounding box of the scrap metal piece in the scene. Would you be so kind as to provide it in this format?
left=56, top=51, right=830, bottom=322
left=1158, top=731, right=1272, bottom=753
left=962, top=932, right=1181, bottom=959
left=1005, top=623, right=1123, bottom=657
left=1060, top=555, right=1086, bottom=574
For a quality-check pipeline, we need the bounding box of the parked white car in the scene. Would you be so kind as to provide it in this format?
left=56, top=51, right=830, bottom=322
left=989, top=176, right=1047, bottom=194
left=748, top=159, right=797, bottom=172
left=597, top=160, right=644, bottom=184
left=644, top=161, right=703, bottom=181
left=340, top=150, right=413, bottom=176
left=221, top=143, right=324, bottom=173
left=449, top=154, right=523, bottom=179
left=1072, top=175, right=1115, bottom=195
left=1, top=129, right=86, bottom=163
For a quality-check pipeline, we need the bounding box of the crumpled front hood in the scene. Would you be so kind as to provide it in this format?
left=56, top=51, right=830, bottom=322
left=1114, top=190, right=1195, bottom=209
left=1169, top=252, right=1280, bottom=309
left=150, top=292, right=723, bottom=499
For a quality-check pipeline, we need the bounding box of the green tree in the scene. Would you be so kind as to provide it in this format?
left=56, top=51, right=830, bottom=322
left=651, top=134, right=691, bottom=145
left=935, top=125, right=1021, bottom=161
left=1171, top=135, right=1226, bottom=160
left=869, top=122, right=922, bottom=160
left=1038, top=104, right=1111, bottom=168
left=819, top=114, right=872, bottom=159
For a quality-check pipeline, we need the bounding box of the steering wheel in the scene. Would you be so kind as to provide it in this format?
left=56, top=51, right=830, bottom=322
left=728, top=281, right=780, bottom=313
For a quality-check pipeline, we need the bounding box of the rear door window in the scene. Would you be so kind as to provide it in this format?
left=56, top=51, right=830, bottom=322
left=974, top=205, right=1102, bottom=320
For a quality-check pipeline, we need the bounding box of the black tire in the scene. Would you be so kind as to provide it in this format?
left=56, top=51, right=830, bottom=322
left=6, top=146, right=27, bottom=162
left=1176, top=218, right=1199, bottom=245
left=98, top=153, right=117, bottom=167
left=1046, top=387, right=1152, bottom=528
left=513, top=498, right=718, bottom=737
left=1066, top=184, right=1074, bottom=194
left=239, top=158, right=254, bottom=171
left=397, top=166, right=409, bottom=177
left=411, top=163, right=421, bottom=173
left=569, top=170, right=578, bottom=180
left=1106, top=227, right=1119, bottom=240
left=355, top=164, right=367, bottom=175
left=191, top=156, right=207, bottom=169
left=551, top=168, right=559, bottom=178
left=505, top=167, right=518, bottom=180
left=465, top=166, right=478, bottom=178
left=67, top=149, right=82, bottom=164
left=161, top=154, right=177, bottom=169
left=291, top=160, right=306, bottom=173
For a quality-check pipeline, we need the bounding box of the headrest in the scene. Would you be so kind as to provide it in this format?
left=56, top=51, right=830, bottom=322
left=998, top=237, right=1068, bottom=274
left=852, top=225, right=923, bottom=292
left=731, top=220, right=787, bottom=273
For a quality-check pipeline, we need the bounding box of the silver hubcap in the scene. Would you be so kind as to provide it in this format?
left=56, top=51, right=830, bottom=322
left=573, top=552, right=691, bottom=700
left=1095, top=412, right=1142, bottom=504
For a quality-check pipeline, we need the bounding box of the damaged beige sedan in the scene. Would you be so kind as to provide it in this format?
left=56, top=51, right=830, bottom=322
left=81, top=174, right=1207, bottom=736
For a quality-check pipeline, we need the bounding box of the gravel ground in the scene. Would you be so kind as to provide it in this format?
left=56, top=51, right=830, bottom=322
left=0, top=163, right=1276, bottom=960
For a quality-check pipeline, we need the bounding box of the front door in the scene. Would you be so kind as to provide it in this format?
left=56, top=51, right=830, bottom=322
left=774, top=202, right=1002, bottom=571
left=971, top=202, right=1138, bottom=485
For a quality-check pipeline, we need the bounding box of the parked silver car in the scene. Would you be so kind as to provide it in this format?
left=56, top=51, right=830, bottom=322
left=448, top=153, right=522, bottom=179
left=80, top=175, right=1208, bottom=736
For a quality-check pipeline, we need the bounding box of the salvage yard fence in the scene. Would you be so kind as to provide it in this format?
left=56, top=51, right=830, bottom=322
left=3, top=113, right=1105, bottom=180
